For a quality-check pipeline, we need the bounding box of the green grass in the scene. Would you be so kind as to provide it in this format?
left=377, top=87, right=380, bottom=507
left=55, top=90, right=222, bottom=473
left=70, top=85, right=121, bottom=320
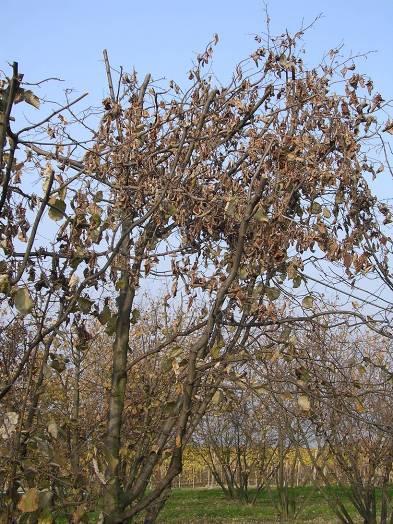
left=54, top=485, right=393, bottom=522
left=157, top=486, right=352, bottom=523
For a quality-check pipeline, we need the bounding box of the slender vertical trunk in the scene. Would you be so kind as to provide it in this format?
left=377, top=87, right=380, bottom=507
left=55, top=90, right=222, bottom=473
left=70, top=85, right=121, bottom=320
left=103, top=225, right=151, bottom=521
left=0, top=62, right=19, bottom=215
left=104, top=271, right=134, bottom=522
left=70, top=345, right=81, bottom=484
left=101, top=55, right=152, bottom=522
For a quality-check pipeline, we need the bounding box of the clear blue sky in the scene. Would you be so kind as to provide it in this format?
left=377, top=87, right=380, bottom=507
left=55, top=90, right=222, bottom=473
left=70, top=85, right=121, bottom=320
left=3, top=0, right=393, bottom=104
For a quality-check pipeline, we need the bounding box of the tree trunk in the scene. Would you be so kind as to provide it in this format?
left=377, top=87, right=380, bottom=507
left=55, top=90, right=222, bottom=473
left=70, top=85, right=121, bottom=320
left=103, top=276, right=134, bottom=522
left=70, top=344, right=81, bottom=484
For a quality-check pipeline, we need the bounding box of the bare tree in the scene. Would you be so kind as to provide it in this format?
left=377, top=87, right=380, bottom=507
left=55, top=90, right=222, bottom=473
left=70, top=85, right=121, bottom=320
left=194, top=389, right=280, bottom=503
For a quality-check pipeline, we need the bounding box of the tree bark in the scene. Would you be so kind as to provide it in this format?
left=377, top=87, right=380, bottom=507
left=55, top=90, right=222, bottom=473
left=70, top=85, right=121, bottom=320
left=103, top=275, right=134, bottom=522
